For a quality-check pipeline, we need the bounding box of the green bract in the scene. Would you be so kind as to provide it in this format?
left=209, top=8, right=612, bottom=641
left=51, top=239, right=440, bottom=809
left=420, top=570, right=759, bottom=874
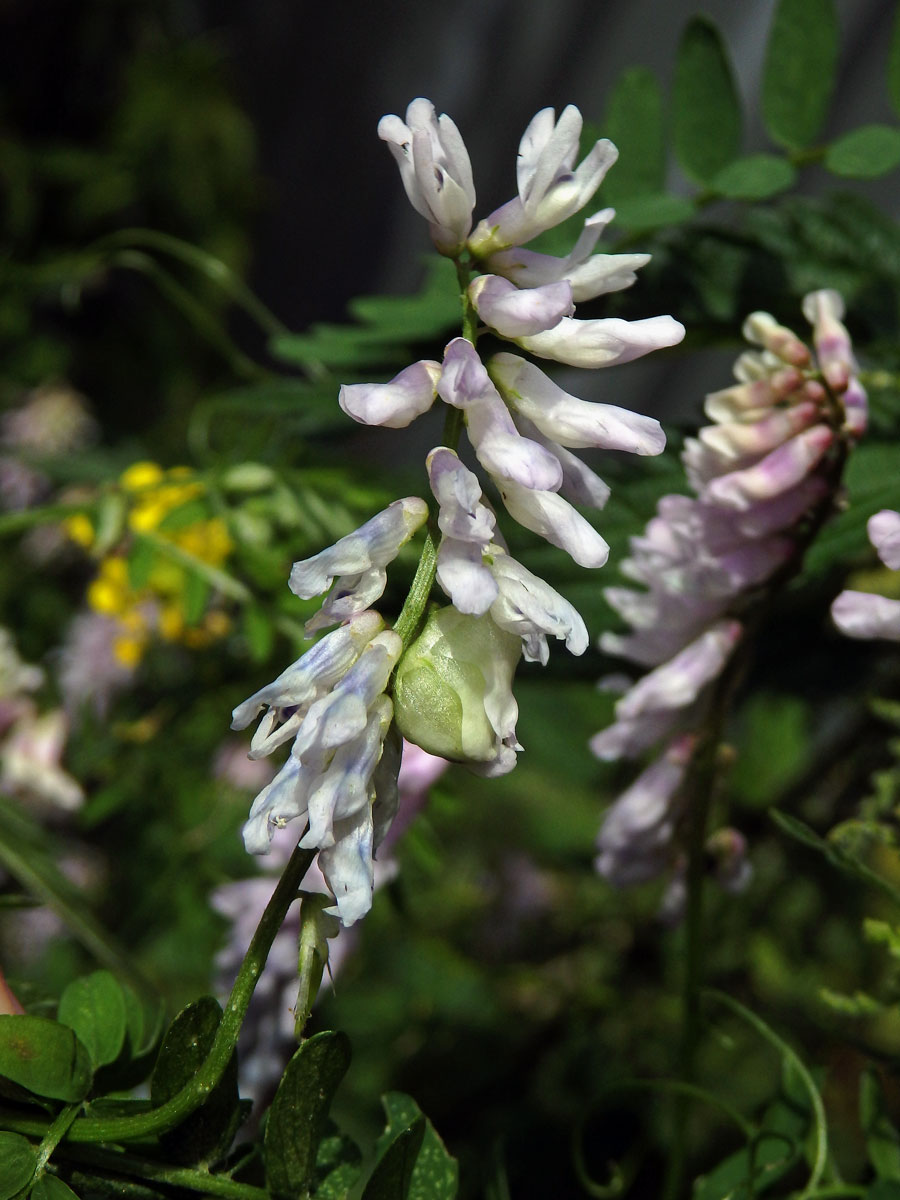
left=392, top=608, right=520, bottom=765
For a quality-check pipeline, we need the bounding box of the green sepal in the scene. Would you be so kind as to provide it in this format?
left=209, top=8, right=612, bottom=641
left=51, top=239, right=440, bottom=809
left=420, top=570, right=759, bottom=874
left=57, top=970, right=127, bottom=1070
left=149, top=996, right=243, bottom=1166
left=673, top=16, right=742, bottom=183
left=264, top=1030, right=352, bottom=1199
left=762, top=0, right=838, bottom=149
left=0, top=1015, right=92, bottom=1102
left=0, top=1132, right=37, bottom=1200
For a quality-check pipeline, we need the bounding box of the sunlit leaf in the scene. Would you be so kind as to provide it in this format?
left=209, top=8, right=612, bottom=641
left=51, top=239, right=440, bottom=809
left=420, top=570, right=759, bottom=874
left=57, top=970, right=128, bottom=1069
left=0, top=1015, right=91, bottom=1102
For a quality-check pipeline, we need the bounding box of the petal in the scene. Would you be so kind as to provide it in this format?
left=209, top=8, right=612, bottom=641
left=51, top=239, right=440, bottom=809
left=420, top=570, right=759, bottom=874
left=869, top=510, right=900, bottom=570
left=289, top=497, right=428, bottom=598
left=490, top=353, right=665, bottom=454
left=832, top=590, right=900, bottom=641
left=436, top=537, right=499, bottom=614
left=339, top=361, right=440, bottom=428
left=498, top=480, right=609, bottom=567
left=469, top=275, right=574, bottom=337
left=517, top=314, right=685, bottom=368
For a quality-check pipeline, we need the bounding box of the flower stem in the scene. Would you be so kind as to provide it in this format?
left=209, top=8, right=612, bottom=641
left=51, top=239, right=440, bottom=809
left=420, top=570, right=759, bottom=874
left=48, top=839, right=315, bottom=1145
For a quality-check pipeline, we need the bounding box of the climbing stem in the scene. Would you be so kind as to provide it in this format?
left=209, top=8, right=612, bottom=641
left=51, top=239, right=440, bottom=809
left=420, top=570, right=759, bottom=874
left=54, top=840, right=315, bottom=1144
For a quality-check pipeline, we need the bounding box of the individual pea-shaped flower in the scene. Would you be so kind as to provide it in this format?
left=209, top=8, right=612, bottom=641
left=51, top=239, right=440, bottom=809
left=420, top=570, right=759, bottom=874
left=378, top=98, right=476, bottom=255
left=392, top=607, right=521, bottom=775
left=483, top=208, right=650, bottom=303
left=831, top=510, right=900, bottom=642
left=467, top=105, right=618, bottom=256
left=291, top=497, right=429, bottom=633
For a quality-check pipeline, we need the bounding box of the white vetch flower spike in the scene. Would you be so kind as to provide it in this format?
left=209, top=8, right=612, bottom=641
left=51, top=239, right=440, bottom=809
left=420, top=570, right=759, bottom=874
left=378, top=98, right=476, bottom=255
left=339, top=360, right=441, bottom=429
left=290, top=497, right=429, bottom=633
left=468, top=106, right=618, bottom=255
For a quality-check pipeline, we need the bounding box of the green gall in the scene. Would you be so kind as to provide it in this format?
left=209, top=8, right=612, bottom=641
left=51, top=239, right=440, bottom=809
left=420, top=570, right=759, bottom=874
left=393, top=607, right=521, bottom=767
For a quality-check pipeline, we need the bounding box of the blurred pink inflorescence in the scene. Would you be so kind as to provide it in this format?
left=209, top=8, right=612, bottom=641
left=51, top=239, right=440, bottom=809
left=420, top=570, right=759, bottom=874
left=592, top=291, right=867, bottom=898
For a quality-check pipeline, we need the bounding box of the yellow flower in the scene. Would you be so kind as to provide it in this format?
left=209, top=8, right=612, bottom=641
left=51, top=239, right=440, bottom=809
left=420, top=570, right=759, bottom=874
left=120, top=461, right=165, bottom=492
left=64, top=513, right=95, bottom=549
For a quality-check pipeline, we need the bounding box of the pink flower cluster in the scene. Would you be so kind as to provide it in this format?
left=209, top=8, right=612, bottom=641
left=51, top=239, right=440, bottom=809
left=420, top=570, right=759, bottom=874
left=593, top=291, right=867, bottom=890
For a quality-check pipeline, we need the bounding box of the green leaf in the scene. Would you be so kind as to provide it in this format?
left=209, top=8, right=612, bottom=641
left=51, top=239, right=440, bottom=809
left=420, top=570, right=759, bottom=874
left=762, top=0, right=838, bottom=148
left=264, top=1031, right=352, bottom=1199
left=0, top=1015, right=92, bottom=1101
left=57, top=971, right=127, bottom=1070
left=889, top=3, right=900, bottom=118
left=868, top=1183, right=900, bottom=1200
left=673, top=17, right=742, bottom=183
left=0, top=1132, right=37, bottom=1200
left=363, top=1118, right=427, bottom=1200
left=313, top=1123, right=364, bottom=1199
left=861, top=1069, right=900, bottom=1181
left=150, top=996, right=243, bottom=1167
left=31, top=1176, right=82, bottom=1200
left=609, top=194, right=695, bottom=233
left=377, top=1094, right=458, bottom=1200
left=600, top=68, right=665, bottom=201
left=242, top=604, right=274, bottom=663
left=127, top=538, right=157, bottom=589
left=825, top=124, right=900, bottom=177
left=710, top=154, right=797, bottom=199
left=181, top=569, right=210, bottom=627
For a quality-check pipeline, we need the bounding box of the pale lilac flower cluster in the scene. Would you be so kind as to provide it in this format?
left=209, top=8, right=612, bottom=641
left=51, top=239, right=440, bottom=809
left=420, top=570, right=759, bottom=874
left=212, top=743, right=447, bottom=1098
left=350, top=102, right=682, bottom=582
left=233, top=101, right=683, bottom=922
left=593, top=290, right=867, bottom=890
left=831, top=510, right=900, bottom=641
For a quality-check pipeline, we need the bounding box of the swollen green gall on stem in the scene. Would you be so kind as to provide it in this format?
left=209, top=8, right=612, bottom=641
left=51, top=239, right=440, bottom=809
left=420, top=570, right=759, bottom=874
left=392, top=607, right=522, bottom=775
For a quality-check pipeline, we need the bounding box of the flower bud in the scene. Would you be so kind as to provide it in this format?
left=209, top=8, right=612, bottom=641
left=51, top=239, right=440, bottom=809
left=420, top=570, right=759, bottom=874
left=392, top=607, right=521, bottom=767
